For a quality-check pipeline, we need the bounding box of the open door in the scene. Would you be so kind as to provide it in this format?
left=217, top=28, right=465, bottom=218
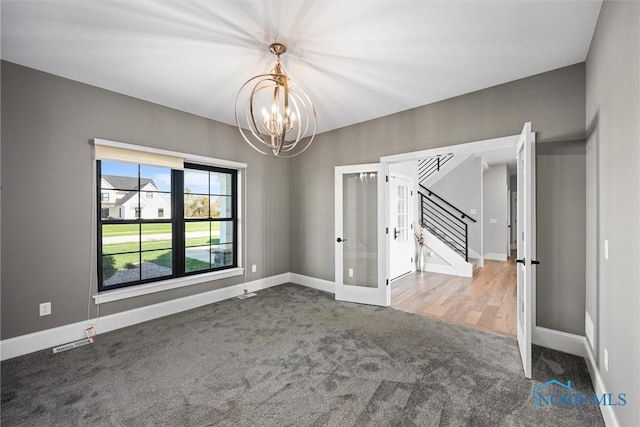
left=516, top=122, right=537, bottom=379
left=389, top=174, right=414, bottom=280
left=335, top=163, right=390, bottom=306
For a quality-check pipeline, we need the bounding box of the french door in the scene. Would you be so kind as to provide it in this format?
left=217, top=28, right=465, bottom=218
left=516, top=122, right=537, bottom=379
left=334, top=163, right=389, bottom=306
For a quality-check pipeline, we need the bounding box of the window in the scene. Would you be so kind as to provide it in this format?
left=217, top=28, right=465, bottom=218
left=102, top=192, right=110, bottom=201
left=183, top=164, right=237, bottom=273
left=97, top=160, right=238, bottom=291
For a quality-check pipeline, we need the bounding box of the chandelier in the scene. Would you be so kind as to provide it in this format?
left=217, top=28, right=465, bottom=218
left=235, top=43, right=317, bottom=158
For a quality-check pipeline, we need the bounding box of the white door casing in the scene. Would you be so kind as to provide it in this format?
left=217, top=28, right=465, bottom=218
left=511, top=191, right=518, bottom=250
left=335, top=163, right=390, bottom=306
left=516, top=122, right=537, bottom=379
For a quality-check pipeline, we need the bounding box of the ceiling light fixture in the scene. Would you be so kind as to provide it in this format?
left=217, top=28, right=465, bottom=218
left=235, top=43, right=317, bottom=158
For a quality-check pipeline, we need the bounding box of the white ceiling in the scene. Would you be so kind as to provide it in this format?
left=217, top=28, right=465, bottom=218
left=1, top=1, right=602, bottom=135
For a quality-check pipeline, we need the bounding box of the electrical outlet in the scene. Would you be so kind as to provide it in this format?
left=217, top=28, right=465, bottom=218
left=348, top=268, right=354, bottom=277
left=604, top=240, right=609, bottom=260
left=489, top=218, right=498, bottom=224
left=470, top=209, right=477, bottom=215
left=251, top=264, right=257, bottom=273
left=604, top=348, right=609, bottom=372
left=39, top=302, right=51, bottom=316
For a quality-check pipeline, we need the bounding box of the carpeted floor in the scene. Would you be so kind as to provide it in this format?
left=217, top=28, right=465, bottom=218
left=2, top=283, right=604, bottom=426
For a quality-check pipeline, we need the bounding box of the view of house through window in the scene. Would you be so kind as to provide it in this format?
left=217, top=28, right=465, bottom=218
left=97, top=160, right=237, bottom=291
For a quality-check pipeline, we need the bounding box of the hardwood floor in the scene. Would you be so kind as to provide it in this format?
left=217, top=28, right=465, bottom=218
left=390, top=256, right=517, bottom=336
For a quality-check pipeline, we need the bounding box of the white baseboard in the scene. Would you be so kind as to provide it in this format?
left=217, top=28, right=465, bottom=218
left=532, top=326, right=587, bottom=357
left=585, top=311, right=595, bottom=351
left=483, top=252, right=508, bottom=261
left=423, top=261, right=474, bottom=278
left=423, top=262, right=458, bottom=276
left=289, top=273, right=335, bottom=294
left=0, top=273, right=290, bottom=361
left=584, top=340, right=619, bottom=426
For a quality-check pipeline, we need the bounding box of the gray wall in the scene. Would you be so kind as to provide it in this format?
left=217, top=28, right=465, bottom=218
left=290, top=63, right=587, bottom=337
left=536, top=141, right=586, bottom=335
left=1, top=61, right=291, bottom=339
left=483, top=164, right=509, bottom=259
left=430, top=155, right=482, bottom=258
left=586, top=1, right=640, bottom=425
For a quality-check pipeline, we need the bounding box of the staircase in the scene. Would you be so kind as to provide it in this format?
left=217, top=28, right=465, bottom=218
left=418, top=183, right=477, bottom=277
left=418, top=153, right=471, bottom=188
left=419, top=184, right=476, bottom=261
left=418, top=154, right=454, bottom=182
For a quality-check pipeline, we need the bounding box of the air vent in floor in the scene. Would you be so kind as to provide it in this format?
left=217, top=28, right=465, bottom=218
left=52, top=338, right=94, bottom=354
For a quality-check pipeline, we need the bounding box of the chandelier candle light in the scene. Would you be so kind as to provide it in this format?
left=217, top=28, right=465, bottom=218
left=235, top=43, right=317, bottom=157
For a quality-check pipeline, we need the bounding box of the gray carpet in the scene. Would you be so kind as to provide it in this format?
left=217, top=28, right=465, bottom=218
left=2, top=283, right=604, bottom=426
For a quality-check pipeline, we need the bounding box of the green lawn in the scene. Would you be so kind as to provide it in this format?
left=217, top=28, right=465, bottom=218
left=102, top=222, right=219, bottom=237
left=103, top=237, right=220, bottom=255
left=101, top=221, right=224, bottom=281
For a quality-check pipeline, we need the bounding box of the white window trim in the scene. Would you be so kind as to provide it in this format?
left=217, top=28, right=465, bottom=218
left=94, top=268, right=245, bottom=304
left=93, top=138, right=247, bottom=303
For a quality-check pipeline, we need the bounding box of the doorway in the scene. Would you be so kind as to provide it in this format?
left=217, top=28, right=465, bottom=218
left=334, top=126, right=536, bottom=378
left=383, top=134, right=522, bottom=338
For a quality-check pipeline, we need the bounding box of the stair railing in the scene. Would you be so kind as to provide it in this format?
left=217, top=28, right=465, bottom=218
left=418, top=154, right=454, bottom=183
left=418, top=184, right=476, bottom=262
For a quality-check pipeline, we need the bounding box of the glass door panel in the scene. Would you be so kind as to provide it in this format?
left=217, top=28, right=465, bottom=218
left=343, top=172, right=378, bottom=288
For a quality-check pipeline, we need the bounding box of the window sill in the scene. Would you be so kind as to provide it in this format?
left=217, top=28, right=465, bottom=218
left=93, top=268, right=245, bottom=304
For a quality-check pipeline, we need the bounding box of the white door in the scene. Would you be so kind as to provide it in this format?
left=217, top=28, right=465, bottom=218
left=389, top=174, right=414, bottom=280
left=335, top=163, right=390, bottom=306
left=516, top=122, right=537, bottom=379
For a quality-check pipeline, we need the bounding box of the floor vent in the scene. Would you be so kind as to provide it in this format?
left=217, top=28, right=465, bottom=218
left=53, top=338, right=94, bottom=354
left=237, top=293, right=257, bottom=300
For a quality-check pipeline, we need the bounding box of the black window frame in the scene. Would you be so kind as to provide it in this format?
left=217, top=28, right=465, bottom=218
left=180, top=162, right=238, bottom=277
left=97, top=160, right=239, bottom=292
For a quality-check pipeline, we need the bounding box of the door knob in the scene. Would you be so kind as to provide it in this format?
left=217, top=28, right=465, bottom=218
left=516, top=258, right=540, bottom=265
left=337, top=237, right=347, bottom=243
left=394, top=228, right=399, bottom=240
